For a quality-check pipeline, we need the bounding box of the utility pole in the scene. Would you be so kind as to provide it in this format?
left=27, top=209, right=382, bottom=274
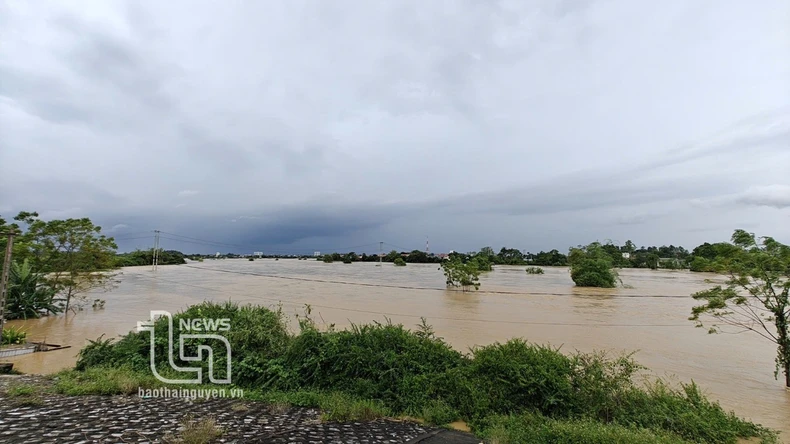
left=0, top=230, right=17, bottom=340
left=152, top=230, right=160, bottom=271
left=379, top=241, right=383, bottom=267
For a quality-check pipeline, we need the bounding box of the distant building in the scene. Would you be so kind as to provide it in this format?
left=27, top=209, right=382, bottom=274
left=622, top=252, right=631, bottom=259
left=313, top=251, right=321, bottom=257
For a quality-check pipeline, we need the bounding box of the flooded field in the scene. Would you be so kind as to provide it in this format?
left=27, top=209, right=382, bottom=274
left=7, top=260, right=790, bottom=437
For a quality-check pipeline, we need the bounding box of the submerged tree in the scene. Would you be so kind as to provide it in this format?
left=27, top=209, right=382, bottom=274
left=568, top=242, right=619, bottom=288
left=441, top=258, right=480, bottom=291
left=689, top=229, right=790, bottom=387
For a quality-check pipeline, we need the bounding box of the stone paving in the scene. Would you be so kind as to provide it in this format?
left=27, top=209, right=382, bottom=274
left=0, top=375, right=472, bottom=443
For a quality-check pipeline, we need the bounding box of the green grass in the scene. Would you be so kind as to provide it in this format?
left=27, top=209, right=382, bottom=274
left=479, top=413, right=691, bottom=444
left=58, top=301, right=778, bottom=444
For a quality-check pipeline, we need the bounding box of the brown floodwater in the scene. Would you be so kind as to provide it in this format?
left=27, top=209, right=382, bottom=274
left=6, top=260, right=790, bottom=437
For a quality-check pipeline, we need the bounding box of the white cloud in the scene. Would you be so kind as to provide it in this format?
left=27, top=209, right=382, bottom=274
left=177, top=190, right=200, bottom=197
left=736, top=185, right=790, bottom=209
left=109, top=223, right=130, bottom=232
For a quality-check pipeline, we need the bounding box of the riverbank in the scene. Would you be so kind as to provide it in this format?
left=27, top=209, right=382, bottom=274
left=0, top=375, right=478, bottom=443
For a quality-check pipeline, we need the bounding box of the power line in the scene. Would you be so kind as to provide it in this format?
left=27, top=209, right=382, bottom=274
left=181, top=264, right=691, bottom=299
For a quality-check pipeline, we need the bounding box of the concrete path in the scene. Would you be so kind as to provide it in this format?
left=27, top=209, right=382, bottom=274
left=0, top=375, right=482, bottom=443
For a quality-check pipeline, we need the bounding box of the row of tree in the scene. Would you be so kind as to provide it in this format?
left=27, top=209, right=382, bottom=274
left=0, top=211, right=186, bottom=321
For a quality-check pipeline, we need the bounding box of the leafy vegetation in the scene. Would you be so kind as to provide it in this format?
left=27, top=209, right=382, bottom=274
left=115, top=249, right=186, bottom=267
left=70, top=301, right=775, bottom=443
left=5, top=259, right=60, bottom=319
left=690, top=229, right=790, bottom=387
left=393, top=257, right=406, bottom=266
left=440, top=258, right=481, bottom=291
left=1, top=325, right=27, bottom=345
left=525, top=266, right=544, bottom=275
left=1, top=211, right=118, bottom=312
left=568, top=242, right=619, bottom=288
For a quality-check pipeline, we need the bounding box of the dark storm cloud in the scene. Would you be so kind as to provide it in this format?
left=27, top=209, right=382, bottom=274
left=1, top=0, right=789, bottom=253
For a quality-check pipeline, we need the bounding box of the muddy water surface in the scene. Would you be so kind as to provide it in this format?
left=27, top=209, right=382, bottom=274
left=7, top=260, right=790, bottom=437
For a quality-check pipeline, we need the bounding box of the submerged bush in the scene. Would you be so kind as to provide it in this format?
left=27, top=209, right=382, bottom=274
left=525, top=266, right=544, bottom=275
left=568, top=243, right=620, bottom=288
left=393, top=257, right=406, bottom=266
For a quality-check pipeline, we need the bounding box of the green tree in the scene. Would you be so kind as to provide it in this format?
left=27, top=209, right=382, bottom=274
left=393, top=257, right=406, bottom=266
left=497, top=247, right=525, bottom=265
left=689, top=229, right=790, bottom=387
left=479, top=246, right=496, bottom=259
left=10, top=212, right=118, bottom=313
left=385, top=250, right=401, bottom=262
left=568, top=242, right=619, bottom=288
left=440, top=258, right=480, bottom=291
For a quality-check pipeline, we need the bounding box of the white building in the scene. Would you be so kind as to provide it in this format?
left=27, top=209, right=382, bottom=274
left=313, top=251, right=321, bottom=257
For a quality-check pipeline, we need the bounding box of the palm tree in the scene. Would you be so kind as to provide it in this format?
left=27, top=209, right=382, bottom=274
left=6, top=259, right=61, bottom=320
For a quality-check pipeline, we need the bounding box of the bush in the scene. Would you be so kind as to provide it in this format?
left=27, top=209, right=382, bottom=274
left=393, top=257, right=406, bottom=266
left=1, top=326, right=27, bottom=345
left=525, top=266, right=544, bottom=275
left=267, top=321, right=465, bottom=415
left=5, top=259, right=61, bottom=320
left=71, top=302, right=775, bottom=443
left=322, top=256, right=334, bottom=263
left=76, top=302, right=291, bottom=385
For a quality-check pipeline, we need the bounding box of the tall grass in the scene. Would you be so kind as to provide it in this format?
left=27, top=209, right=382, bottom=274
left=72, top=301, right=777, bottom=443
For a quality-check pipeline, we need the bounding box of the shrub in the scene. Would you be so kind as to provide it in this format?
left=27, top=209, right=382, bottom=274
left=393, top=257, right=406, bottom=266
left=76, top=302, right=290, bottom=385
left=1, top=326, right=27, bottom=345
left=525, top=266, right=544, bottom=275
left=322, top=256, right=334, bottom=263
left=5, top=259, right=61, bottom=320
left=71, top=302, right=775, bottom=443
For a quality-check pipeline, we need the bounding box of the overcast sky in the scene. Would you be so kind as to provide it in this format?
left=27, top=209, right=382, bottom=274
left=1, top=0, right=789, bottom=255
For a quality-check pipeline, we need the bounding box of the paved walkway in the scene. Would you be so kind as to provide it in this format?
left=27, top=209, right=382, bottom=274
left=0, top=375, right=482, bottom=443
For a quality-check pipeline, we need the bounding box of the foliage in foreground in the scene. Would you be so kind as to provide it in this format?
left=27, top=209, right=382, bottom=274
left=690, top=229, right=790, bottom=388
left=72, top=302, right=776, bottom=443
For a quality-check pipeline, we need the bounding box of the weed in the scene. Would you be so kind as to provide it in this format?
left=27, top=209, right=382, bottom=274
left=163, top=415, right=223, bottom=444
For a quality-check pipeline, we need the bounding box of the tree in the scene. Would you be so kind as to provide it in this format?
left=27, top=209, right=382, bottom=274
left=497, top=247, right=525, bottom=265
left=568, top=242, right=619, bottom=288
left=479, top=246, right=495, bottom=258
left=11, top=212, right=119, bottom=313
left=440, top=258, right=480, bottom=291
left=393, top=257, right=406, bottom=266
left=689, top=229, right=790, bottom=387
